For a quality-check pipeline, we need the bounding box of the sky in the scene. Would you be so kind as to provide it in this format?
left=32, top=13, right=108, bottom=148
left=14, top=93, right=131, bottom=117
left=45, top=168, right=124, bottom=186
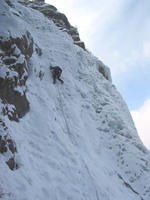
left=45, top=0, right=150, bottom=149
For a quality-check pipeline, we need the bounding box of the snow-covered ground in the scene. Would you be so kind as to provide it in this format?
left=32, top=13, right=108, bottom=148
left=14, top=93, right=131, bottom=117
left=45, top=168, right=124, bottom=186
left=0, top=0, right=150, bottom=199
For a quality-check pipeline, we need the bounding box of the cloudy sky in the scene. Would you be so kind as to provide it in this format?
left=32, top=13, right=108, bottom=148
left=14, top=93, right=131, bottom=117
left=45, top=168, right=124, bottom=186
left=46, top=0, right=150, bottom=149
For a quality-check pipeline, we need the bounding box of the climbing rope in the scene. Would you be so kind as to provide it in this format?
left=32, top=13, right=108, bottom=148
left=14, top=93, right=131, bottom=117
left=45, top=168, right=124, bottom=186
left=57, top=85, right=72, bottom=139
left=56, top=84, right=100, bottom=200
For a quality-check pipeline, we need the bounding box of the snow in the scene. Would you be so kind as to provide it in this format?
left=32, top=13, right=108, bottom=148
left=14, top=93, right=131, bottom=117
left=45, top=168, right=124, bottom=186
left=0, top=0, right=150, bottom=200
left=0, top=1, right=26, bottom=40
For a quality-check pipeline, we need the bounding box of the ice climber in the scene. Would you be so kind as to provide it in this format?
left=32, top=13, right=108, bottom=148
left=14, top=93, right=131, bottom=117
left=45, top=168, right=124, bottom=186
left=50, top=66, right=64, bottom=84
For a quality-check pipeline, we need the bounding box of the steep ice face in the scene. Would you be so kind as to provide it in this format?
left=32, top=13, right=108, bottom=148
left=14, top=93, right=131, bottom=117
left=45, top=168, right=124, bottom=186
left=0, top=1, right=150, bottom=200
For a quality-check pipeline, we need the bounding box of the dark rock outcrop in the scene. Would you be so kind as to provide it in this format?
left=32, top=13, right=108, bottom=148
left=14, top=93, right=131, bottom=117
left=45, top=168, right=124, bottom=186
left=0, top=119, right=17, bottom=170
left=0, top=31, right=33, bottom=121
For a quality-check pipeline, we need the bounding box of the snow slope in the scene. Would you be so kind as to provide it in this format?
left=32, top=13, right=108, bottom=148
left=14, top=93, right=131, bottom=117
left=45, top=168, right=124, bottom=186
left=0, top=0, right=150, bottom=199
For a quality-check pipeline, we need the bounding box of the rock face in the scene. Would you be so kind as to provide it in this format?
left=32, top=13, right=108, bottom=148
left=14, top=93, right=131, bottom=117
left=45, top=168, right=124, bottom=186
left=19, top=0, right=85, bottom=49
left=18, top=1, right=110, bottom=81
left=0, top=0, right=33, bottom=170
left=0, top=31, right=33, bottom=121
left=0, top=119, right=17, bottom=170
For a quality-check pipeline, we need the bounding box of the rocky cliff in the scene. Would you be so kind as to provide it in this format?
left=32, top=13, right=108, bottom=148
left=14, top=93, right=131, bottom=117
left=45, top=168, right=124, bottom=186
left=0, top=0, right=150, bottom=200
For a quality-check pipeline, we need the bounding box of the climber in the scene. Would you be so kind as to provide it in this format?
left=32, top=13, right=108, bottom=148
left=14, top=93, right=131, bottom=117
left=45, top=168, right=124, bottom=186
left=50, top=66, right=64, bottom=84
